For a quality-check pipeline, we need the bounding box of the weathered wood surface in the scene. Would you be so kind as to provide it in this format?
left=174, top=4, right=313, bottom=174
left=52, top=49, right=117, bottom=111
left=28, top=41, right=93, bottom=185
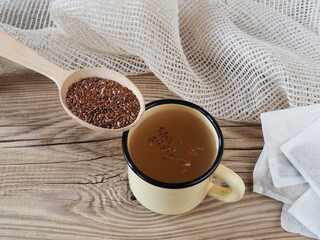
left=0, top=73, right=306, bottom=239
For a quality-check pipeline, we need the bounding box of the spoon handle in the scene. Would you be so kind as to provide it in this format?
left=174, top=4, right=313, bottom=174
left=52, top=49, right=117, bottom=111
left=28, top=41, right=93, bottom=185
left=0, top=30, right=70, bottom=86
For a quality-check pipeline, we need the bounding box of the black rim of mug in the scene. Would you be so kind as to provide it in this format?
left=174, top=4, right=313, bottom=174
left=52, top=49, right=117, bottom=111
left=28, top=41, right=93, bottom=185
left=122, top=99, right=224, bottom=189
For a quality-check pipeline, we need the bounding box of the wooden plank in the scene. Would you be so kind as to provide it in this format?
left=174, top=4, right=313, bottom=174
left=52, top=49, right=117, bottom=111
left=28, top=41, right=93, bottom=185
left=0, top=73, right=307, bottom=239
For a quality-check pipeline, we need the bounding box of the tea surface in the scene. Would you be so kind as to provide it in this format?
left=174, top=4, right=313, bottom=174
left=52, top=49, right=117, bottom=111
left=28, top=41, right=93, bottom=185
left=128, top=104, right=217, bottom=183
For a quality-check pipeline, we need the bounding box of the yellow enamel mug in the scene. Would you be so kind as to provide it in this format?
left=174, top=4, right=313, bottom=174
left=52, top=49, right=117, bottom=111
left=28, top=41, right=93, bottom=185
left=122, top=99, right=245, bottom=215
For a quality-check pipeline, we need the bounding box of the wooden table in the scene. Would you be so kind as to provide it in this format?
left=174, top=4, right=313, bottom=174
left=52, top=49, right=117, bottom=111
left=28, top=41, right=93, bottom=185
left=0, top=73, right=306, bottom=239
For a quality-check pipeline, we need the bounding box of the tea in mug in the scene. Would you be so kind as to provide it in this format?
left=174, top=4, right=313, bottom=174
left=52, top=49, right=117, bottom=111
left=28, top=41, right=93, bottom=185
left=128, top=104, right=218, bottom=183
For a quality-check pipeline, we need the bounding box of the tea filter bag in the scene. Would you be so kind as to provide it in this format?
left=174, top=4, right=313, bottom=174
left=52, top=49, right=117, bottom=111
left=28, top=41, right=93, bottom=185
left=253, top=147, right=317, bottom=239
left=281, top=119, right=320, bottom=197
left=253, top=147, right=309, bottom=204
left=281, top=204, right=317, bottom=239
left=261, top=104, right=320, bottom=188
left=288, top=189, right=320, bottom=238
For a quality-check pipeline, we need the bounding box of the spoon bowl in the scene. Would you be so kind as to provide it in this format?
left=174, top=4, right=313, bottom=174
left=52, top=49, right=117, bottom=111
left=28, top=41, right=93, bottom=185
left=59, top=67, right=145, bottom=133
left=0, top=30, right=145, bottom=134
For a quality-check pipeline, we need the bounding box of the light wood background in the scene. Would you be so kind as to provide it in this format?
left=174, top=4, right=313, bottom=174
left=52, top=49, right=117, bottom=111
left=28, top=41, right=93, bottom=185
left=0, top=73, right=306, bottom=239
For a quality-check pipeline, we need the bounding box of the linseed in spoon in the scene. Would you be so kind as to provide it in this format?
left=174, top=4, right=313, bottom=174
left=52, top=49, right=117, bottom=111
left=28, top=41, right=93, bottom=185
left=66, top=77, right=140, bottom=129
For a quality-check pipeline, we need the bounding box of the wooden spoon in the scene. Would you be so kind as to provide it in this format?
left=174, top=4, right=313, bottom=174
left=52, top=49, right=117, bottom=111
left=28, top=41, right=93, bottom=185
left=0, top=30, right=145, bottom=134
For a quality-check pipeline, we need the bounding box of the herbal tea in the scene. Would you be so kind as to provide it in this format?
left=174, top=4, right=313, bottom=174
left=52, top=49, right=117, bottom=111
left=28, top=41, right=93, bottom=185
left=128, top=104, right=218, bottom=183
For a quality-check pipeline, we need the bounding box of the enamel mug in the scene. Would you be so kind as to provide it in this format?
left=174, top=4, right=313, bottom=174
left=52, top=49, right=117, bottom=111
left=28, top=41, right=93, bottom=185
left=122, top=99, right=245, bottom=215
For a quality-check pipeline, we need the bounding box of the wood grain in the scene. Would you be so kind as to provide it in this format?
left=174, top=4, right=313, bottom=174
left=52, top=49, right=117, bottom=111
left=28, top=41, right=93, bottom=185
left=0, top=73, right=306, bottom=239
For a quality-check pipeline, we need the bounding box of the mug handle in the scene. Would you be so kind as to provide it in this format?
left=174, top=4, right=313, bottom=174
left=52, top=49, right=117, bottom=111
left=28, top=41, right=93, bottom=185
left=208, top=164, right=245, bottom=202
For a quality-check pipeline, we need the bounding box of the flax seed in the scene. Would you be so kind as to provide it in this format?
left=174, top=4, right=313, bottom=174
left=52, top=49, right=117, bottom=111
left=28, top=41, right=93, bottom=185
left=66, top=77, right=140, bottom=129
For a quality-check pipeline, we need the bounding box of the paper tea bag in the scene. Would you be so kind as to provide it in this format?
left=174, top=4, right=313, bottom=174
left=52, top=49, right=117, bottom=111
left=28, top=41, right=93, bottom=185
left=261, top=104, right=320, bottom=188
left=281, top=204, right=318, bottom=239
left=253, top=147, right=309, bottom=204
left=289, top=189, right=320, bottom=238
left=281, top=118, right=320, bottom=197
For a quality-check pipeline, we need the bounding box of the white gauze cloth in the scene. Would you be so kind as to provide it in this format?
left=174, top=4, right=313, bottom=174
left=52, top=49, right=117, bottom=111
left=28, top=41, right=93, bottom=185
left=261, top=104, right=320, bottom=188
left=253, top=146, right=309, bottom=205
left=2, top=0, right=320, bottom=122
left=281, top=119, right=320, bottom=197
